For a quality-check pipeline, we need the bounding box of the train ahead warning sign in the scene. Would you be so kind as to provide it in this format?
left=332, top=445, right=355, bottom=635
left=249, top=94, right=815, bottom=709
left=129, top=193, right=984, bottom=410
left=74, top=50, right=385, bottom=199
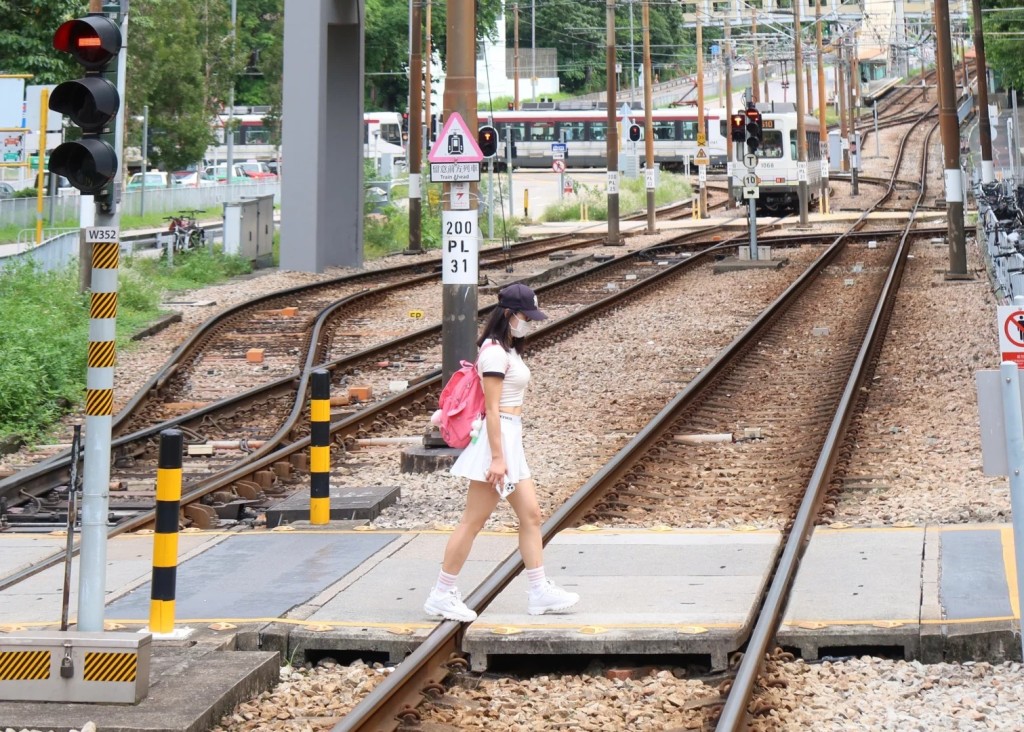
left=998, top=306, right=1024, bottom=367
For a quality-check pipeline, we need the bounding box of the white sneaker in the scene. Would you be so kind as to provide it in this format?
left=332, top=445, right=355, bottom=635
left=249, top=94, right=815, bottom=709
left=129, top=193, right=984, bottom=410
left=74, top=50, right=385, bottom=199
left=424, top=587, right=478, bottom=622
left=527, top=579, right=580, bottom=615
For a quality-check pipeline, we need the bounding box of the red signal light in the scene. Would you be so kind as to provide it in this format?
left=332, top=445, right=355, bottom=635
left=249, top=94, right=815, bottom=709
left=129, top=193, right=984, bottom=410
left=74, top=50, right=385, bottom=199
left=53, top=15, right=121, bottom=70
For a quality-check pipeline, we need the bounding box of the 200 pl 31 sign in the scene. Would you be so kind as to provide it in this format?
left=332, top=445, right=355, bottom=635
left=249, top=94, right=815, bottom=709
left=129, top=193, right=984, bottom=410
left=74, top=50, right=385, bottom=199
left=442, top=210, right=479, bottom=285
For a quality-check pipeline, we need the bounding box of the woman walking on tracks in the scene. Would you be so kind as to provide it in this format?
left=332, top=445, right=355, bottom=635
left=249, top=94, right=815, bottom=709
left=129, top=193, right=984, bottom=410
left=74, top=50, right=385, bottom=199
left=424, top=283, right=580, bottom=622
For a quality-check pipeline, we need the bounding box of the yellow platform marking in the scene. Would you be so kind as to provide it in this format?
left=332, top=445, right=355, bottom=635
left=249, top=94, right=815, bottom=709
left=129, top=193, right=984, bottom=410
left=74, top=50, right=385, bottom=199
left=1001, top=526, right=1020, bottom=621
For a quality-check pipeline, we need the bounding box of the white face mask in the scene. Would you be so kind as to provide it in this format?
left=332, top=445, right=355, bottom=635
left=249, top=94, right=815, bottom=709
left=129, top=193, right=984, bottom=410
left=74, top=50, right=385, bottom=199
left=509, top=315, right=529, bottom=338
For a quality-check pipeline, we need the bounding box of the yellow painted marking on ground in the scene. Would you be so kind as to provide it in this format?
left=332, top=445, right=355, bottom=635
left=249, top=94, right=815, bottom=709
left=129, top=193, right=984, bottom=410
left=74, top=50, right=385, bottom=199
left=1001, top=525, right=1020, bottom=621
left=920, top=615, right=1017, bottom=625
left=473, top=621, right=743, bottom=631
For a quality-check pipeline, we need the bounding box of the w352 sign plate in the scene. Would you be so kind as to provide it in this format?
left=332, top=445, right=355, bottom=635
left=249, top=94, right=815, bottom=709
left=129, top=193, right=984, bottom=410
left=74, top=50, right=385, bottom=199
left=86, top=227, right=119, bottom=243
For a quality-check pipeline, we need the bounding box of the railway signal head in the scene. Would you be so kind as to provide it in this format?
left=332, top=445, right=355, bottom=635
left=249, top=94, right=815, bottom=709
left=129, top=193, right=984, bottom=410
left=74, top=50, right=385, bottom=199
left=48, top=13, right=122, bottom=203
left=744, top=106, right=762, bottom=154
left=478, top=125, right=499, bottom=157
left=730, top=113, right=746, bottom=142
left=628, top=123, right=641, bottom=142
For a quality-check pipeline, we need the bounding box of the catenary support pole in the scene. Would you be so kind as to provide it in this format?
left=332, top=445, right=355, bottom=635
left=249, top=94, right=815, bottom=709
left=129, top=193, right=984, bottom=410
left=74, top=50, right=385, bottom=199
left=226, top=0, right=237, bottom=183
left=513, top=3, right=520, bottom=110
left=408, top=0, right=423, bottom=252
left=441, top=0, right=479, bottom=383
left=605, top=0, right=621, bottom=245
left=815, top=0, right=828, bottom=212
left=793, top=0, right=808, bottom=223
left=971, top=0, right=994, bottom=183
left=696, top=10, right=706, bottom=217
left=725, top=9, right=735, bottom=207
left=425, top=0, right=432, bottom=127
left=642, top=0, right=656, bottom=231
left=934, top=0, right=968, bottom=275
left=848, top=38, right=859, bottom=196
left=838, top=44, right=848, bottom=172
left=751, top=11, right=760, bottom=103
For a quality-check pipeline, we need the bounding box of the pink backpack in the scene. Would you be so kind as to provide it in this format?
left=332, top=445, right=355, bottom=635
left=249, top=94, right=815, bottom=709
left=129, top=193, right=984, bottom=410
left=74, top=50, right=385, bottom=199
left=430, top=343, right=503, bottom=448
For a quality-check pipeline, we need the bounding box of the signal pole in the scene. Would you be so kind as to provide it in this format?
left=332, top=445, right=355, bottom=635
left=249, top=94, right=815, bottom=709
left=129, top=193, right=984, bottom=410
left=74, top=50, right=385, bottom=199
left=605, top=0, right=621, bottom=245
left=971, top=0, right=995, bottom=183
left=934, top=0, right=967, bottom=275
left=425, top=0, right=433, bottom=143
left=847, top=37, right=859, bottom=195
left=50, top=0, right=125, bottom=632
left=642, top=0, right=656, bottom=232
left=440, top=0, right=479, bottom=382
left=408, top=0, right=423, bottom=252
left=793, top=0, right=809, bottom=223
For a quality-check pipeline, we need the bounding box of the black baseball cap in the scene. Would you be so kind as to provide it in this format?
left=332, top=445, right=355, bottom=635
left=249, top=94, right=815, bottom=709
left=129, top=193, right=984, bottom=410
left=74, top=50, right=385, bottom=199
left=498, top=283, right=548, bottom=320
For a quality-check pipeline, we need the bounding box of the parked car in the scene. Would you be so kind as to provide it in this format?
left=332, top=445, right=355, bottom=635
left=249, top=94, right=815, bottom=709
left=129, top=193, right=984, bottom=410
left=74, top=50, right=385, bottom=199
left=172, top=170, right=217, bottom=188
left=236, top=160, right=277, bottom=180
left=0, top=182, right=14, bottom=199
left=127, top=171, right=169, bottom=189
left=203, top=164, right=251, bottom=184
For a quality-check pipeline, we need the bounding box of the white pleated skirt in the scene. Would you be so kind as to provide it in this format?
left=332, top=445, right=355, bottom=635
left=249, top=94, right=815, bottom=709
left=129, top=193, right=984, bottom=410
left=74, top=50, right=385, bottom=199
left=449, top=413, right=531, bottom=484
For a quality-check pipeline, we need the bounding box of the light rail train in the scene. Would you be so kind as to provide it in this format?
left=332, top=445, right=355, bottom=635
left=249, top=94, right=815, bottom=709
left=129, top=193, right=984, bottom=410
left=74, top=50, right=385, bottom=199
left=738, top=103, right=823, bottom=215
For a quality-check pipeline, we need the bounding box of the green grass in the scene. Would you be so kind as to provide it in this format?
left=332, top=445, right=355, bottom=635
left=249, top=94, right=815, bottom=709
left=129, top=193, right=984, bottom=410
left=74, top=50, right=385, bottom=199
left=0, top=246, right=253, bottom=443
left=541, top=171, right=693, bottom=222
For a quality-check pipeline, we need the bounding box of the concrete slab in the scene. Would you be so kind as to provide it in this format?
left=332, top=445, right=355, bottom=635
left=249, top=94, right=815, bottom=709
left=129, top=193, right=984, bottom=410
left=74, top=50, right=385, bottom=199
left=780, top=526, right=925, bottom=660
left=272, top=532, right=517, bottom=663
left=0, top=533, right=227, bottom=626
left=712, top=256, right=789, bottom=273
left=0, top=534, right=70, bottom=583
left=264, top=484, right=400, bottom=528
left=0, top=643, right=279, bottom=732
left=462, top=529, right=781, bottom=672
left=106, top=531, right=399, bottom=622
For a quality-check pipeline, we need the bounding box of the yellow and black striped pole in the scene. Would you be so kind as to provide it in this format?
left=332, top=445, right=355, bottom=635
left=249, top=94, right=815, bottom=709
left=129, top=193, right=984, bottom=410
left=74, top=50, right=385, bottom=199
left=150, top=429, right=182, bottom=634
left=310, top=369, right=331, bottom=524
left=77, top=226, right=120, bottom=632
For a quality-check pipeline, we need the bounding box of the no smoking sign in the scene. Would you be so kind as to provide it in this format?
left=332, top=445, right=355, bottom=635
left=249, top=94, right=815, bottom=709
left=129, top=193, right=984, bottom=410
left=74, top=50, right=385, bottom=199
left=998, top=306, right=1024, bottom=366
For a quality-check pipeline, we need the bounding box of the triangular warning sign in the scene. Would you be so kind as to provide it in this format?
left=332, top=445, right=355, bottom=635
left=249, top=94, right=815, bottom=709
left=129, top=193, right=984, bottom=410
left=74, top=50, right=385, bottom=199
left=696, top=147, right=707, bottom=159
left=428, top=112, right=484, bottom=163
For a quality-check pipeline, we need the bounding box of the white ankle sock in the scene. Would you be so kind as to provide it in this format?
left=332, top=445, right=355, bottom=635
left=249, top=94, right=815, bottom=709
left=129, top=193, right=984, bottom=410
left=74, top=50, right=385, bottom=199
left=435, top=570, right=458, bottom=594
left=526, top=566, right=546, bottom=590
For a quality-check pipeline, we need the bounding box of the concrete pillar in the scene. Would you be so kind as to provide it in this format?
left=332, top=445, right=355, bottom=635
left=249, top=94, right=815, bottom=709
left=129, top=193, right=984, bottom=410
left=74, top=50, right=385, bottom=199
left=281, top=0, right=365, bottom=272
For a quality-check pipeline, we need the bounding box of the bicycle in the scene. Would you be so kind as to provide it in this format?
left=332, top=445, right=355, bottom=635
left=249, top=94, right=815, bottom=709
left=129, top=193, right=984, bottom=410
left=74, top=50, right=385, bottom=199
left=164, top=210, right=206, bottom=253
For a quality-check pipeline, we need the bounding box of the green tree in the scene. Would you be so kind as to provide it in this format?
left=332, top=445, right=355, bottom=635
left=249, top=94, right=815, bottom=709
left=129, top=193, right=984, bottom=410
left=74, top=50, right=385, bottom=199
left=981, top=0, right=1024, bottom=91
left=0, top=0, right=79, bottom=83
left=127, top=0, right=215, bottom=172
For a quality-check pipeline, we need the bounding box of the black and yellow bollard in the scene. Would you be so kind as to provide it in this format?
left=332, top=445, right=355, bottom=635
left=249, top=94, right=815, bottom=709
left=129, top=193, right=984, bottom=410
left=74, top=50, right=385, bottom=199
left=149, top=429, right=182, bottom=634
left=310, top=369, right=331, bottom=524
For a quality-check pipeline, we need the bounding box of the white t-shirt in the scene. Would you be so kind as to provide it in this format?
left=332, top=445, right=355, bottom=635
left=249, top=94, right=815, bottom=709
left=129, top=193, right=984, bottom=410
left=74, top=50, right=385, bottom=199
left=477, top=339, right=531, bottom=407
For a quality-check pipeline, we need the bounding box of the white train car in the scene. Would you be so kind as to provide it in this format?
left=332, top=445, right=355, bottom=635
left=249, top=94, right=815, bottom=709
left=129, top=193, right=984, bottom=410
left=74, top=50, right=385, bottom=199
left=481, top=107, right=730, bottom=171
left=743, top=103, right=823, bottom=214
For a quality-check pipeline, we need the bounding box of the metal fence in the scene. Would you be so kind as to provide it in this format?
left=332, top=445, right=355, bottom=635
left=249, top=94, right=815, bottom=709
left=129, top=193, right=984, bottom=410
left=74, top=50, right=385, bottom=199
left=0, top=181, right=280, bottom=230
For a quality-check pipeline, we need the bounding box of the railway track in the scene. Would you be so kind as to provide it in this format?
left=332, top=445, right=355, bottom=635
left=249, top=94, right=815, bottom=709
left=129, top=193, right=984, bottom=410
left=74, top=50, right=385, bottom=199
left=324, top=96, right=942, bottom=732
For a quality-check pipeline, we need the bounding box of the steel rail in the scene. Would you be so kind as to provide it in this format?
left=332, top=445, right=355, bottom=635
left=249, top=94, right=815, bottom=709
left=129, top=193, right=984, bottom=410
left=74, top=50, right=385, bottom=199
left=715, top=110, right=940, bottom=730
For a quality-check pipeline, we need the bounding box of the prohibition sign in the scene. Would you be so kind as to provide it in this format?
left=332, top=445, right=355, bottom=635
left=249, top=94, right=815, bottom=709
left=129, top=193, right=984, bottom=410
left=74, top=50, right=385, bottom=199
left=552, top=159, right=566, bottom=173
left=1004, top=309, right=1024, bottom=349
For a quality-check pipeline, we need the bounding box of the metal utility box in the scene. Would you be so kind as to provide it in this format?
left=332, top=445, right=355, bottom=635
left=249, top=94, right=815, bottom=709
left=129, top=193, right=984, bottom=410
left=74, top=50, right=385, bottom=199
left=223, top=193, right=274, bottom=266
left=0, top=631, right=152, bottom=704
